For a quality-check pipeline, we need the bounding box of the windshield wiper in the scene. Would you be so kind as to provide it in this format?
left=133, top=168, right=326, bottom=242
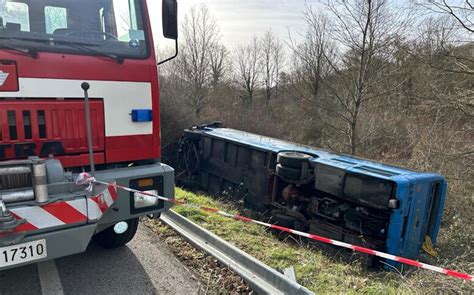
left=0, top=44, right=38, bottom=59
left=57, top=42, right=125, bottom=64
left=0, top=36, right=124, bottom=64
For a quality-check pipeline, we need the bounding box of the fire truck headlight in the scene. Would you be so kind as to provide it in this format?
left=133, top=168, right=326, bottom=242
left=134, top=190, right=159, bottom=209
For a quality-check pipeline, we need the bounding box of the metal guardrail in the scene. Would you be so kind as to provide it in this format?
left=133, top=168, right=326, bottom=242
left=160, top=210, right=314, bottom=295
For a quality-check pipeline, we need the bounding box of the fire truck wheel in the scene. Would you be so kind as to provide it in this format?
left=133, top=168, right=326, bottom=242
left=277, top=152, right=312, bottom=169
left=93, top=218, right=139, bottom=249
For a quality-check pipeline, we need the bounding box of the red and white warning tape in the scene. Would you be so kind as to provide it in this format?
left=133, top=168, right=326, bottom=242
left=79, top=174, right=473, bottom=282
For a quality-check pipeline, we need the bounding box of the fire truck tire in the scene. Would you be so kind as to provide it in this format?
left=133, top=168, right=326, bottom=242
left=277, top=152, right=312, bottom=169
left=93, top=218, right=139, bottom=249
left=276, top=164, right=302, bottom=180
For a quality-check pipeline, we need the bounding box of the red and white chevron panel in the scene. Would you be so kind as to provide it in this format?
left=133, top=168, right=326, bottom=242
left=87, top=185, right=118, bottom=221
left=9, top=185, right=117, bottom=234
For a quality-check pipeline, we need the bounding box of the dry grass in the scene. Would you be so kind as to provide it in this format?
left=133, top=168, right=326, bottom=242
left=149, top=188, right=473, bottom=294
left=144, top=218, right=252, bottom=295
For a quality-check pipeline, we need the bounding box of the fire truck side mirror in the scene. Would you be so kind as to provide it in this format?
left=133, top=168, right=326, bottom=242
left=162, top=0, right=178, bottom=40
left=158, top=0, right=179, bottom=65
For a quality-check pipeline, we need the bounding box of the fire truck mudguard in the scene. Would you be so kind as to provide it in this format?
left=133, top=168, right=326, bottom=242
left=176, top=125, right=447, bottom=267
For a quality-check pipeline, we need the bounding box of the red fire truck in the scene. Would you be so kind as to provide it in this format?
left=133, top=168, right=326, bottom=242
left=0, top=0, right=178, bottom=270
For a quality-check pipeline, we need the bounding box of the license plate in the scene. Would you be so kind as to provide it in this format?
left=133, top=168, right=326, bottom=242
left=0, top=239, right=47, bottom=268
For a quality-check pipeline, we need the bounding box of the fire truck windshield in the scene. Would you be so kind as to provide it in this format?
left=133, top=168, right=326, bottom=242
left=0, top=0, right=149, bottom=59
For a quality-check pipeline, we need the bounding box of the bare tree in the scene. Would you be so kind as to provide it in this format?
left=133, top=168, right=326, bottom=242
left=419, top=2, right=474, bottom=79
left=317, top=0, right=410, bottom=155
left=179, top=4, right=222, bottom=119
left=412, top=15, right=474, bottom=118
left=209, top=44, right=229, bottom=87
left=283, top=8, right=338, bottom=147
left=426, top=0, right=474, bottom=33
left=289, top=7, right=335, bottom=108
left=260, top=30, right=284, bottom=100
left=403, top=14, right=474, bottom=172
left=234, top=37, right=261, bottom=104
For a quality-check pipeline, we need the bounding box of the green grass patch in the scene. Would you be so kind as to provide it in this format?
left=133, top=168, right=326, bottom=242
left=171, top=188, right=428, bottom=294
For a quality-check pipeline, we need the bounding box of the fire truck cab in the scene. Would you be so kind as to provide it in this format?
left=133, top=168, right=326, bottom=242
left=0, top=0, right=177, bottom=270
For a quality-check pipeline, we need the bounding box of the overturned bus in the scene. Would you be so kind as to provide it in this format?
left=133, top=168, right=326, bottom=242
left=176, top=124, right=447, bottom=266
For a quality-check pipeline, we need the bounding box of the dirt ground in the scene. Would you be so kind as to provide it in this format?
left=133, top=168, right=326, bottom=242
left=144, top=218, right=253, bottom=295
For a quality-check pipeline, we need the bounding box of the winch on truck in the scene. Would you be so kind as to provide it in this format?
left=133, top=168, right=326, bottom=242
left=0, top=0, right=178, bottom=270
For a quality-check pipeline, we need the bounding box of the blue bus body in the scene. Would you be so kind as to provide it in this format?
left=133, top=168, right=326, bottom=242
left=177, top=126, right=447, bottom=264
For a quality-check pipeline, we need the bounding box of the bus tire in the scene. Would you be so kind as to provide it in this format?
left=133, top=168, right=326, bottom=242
left=276, top=164, right=302, bottom=180
left=277, top=152, right=312, bottom=169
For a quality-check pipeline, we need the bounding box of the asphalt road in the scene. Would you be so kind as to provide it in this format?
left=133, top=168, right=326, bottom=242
left=0, top=224, right=202, bottom=295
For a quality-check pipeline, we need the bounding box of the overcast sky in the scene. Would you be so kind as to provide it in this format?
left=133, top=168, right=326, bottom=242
left=149, top=0, right=471, bottom=54
left=149, top=0, right=322, bottom=51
